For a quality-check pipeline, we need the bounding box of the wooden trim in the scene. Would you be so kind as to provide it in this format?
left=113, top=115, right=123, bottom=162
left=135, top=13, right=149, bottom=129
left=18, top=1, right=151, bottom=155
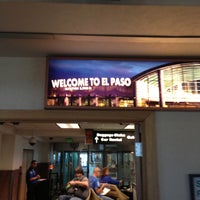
left=0, top=169, right=21, bottom=200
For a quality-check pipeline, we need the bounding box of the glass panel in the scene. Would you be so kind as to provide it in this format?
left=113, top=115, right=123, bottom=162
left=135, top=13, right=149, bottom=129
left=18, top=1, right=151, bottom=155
left=53, top=152, right=61, bottom=174
left=118, top=152, right=135, bottom=187
left=136, top=72, right=159, bottom=107
left=89, top=152, right=103, bottom=176
left=80, top=152, right=88, bottom=177
left=63, top=152, right=79, bottom=184
left=106, top=153, right=118, bottom=178
left=162, top=63, right=200, bottom=107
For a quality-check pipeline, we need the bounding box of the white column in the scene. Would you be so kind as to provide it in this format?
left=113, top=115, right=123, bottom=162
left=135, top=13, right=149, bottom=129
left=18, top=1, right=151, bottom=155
left=0, top=134, right=15, bottom=170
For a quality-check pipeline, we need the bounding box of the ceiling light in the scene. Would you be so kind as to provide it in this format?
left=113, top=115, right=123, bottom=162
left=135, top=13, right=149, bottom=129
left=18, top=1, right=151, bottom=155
left=29, top=137, right=37, bottom=146
left=124, top=124, right=135, bottom=129
left=56, top=123, right=80, bottom=129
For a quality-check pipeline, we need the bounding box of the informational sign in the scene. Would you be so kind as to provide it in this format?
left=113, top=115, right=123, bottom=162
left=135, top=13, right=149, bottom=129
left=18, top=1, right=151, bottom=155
left=189, top=174, right=200, bottom=200
left=135, top=142, right=143, bottom=157
left=93, top=131, right=135, bottom=144
left=51, top=77, right=132, bottom=90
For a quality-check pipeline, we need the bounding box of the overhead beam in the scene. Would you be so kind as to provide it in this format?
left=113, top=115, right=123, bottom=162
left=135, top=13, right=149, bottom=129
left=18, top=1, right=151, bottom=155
left=0, top=109, right=152, bottom=123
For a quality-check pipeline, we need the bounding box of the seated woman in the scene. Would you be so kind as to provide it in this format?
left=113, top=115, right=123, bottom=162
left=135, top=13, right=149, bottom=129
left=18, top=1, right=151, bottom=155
left=100, top=167, right=129, bottom=200
left=100, top=167, right=122, bottom=186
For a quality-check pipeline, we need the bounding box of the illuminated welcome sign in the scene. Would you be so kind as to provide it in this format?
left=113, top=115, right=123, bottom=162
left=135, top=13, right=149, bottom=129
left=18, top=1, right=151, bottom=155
left=51, top=77, right=132, bottom=90
left=46, top=58, right=200, bottom=109
left=46, top=57, right=167, bottom=108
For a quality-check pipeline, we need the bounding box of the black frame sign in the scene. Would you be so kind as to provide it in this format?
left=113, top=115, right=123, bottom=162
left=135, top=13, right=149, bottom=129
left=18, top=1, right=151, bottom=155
left=46, top=57, right=200, bottom=109
left=92, top=131, right=135, bottom=144
left=189, top=174, right=200, bottom=200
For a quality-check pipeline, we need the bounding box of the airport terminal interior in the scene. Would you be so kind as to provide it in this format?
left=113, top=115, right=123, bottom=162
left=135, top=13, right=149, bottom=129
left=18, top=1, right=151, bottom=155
left=1, top=1, right=200, bottom=200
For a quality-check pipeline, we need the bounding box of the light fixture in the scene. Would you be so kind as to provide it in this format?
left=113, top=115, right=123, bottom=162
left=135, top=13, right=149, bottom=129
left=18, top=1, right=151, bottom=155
left=124, top=124, right=135, bottom=129
left=56, top=123, right=80, bottom=129
left=29, top=137, right=37, bottom=146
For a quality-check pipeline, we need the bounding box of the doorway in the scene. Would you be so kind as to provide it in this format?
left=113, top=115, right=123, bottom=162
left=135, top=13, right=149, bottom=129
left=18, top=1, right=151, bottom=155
left=52, top=136, right=139, bottom=200
left=0, top=109, right=157, bottom=200
left=19, top=149, right=34, bottom=200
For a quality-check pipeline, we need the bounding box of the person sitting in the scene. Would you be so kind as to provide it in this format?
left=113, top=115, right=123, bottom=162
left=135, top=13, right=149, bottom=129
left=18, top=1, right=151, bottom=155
left=100, top=167, right=129, bottom=200
left=59, top=166, right=89, bottom=200
left=89, top=167, right=114, bottom=200
left=100, top=167, right=122, bottom=186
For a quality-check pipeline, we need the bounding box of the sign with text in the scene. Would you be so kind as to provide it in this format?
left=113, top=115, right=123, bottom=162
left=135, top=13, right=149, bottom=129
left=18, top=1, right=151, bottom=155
left=93, top=131, right=135, bottom=144
left=135, top=142, right=143, bottom=157
left=46, top=57, right=167, bottom=108
left=51, top=77, right=132, bottom=90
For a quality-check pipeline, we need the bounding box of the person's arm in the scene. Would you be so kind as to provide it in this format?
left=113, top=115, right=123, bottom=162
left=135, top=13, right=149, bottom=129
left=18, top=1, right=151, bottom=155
left=29, top=174, right=40, bottom=182
left=69, top=180, right=89, bottom=188
left=107, top=175, right=119, bottom=185
left=101, top=175, right=119, bottom=185
left=27, top=169, right=40, bottom=183
left=95, top=183, right=107, bottom=194
left=69, top=177, right=89, bottom=188
left=89, top=176, right=106, bottom=195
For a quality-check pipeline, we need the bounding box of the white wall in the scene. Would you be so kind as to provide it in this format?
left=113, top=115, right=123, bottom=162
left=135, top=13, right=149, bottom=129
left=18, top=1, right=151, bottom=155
left=0, top=57, right=49, bottom=169
left=155, top=111, right=200, bottom=200
left=143, top=113, right=159, bottom=200
left=0, top=57, right=46, bottom=110
left=0, top=132, right=50, bottom=170
left=13, top=135, right=50, bottom=169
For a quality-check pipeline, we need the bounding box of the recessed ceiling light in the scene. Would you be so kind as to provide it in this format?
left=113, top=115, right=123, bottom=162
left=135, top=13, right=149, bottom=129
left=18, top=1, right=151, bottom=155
left=124, top=124, right=135, bottom=129
left=56, top=123, right=80, bottom=129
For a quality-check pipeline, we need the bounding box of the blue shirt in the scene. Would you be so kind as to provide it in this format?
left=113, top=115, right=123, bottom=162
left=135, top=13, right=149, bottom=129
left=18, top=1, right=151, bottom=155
left=100, top=175, right=119, bottom=185
left=89, top=175, right=100, bottom=190
left=89, top=175, right=104, bottom=197
left=26, top=167, right=38, bottom=185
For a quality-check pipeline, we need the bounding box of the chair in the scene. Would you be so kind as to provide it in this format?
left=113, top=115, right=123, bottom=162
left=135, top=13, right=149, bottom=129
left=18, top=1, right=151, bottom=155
left=86, top=188, right=101, bottom=200
left=106, top=184, right=130, bottom=200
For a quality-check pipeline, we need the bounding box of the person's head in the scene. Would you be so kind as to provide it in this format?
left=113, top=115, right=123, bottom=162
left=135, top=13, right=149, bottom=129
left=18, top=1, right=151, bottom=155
left=93, top=167, right=101, bottom=178
left=30, top=160, right=37, bottom=168
left=74, top=166, right=84, bottom=178
left=102, top=167, right=109, bottom=176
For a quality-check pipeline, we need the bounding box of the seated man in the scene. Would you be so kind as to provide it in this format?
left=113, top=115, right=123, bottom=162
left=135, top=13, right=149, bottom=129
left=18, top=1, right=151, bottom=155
left=89, top=167, right=114, bottom=200
left=59, top=166, right=89, bottom=200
